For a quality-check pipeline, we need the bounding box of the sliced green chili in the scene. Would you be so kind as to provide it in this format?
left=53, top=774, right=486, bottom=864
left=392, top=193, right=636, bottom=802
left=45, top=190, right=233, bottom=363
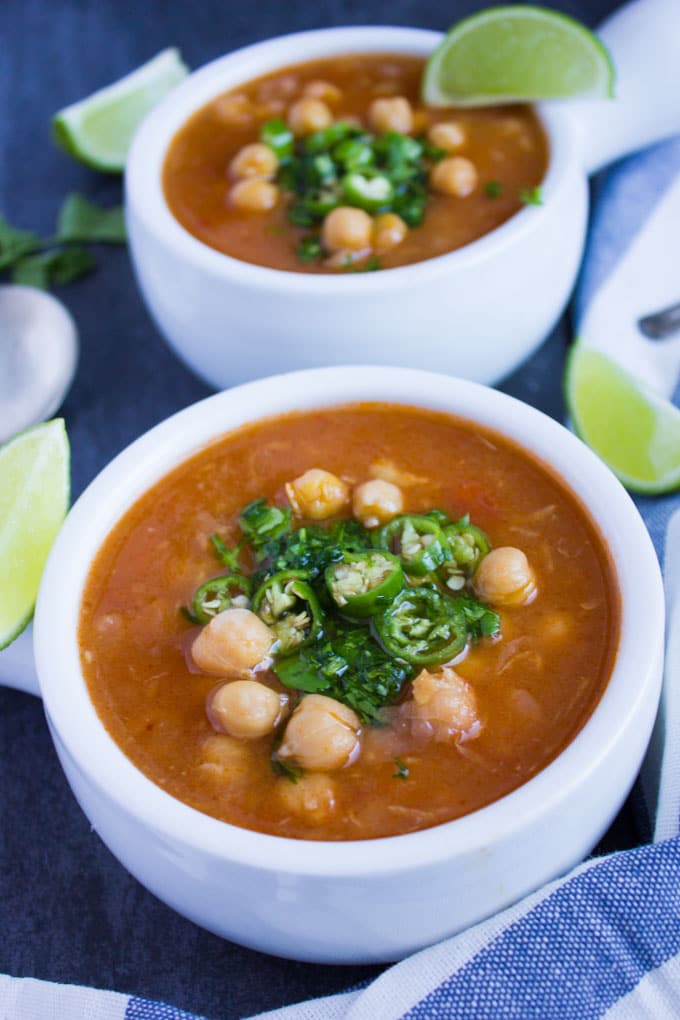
left=374, top=514, right=451, bottom=576
left=332, top=137, right=374, bottom=170
left=325, top=551, right=404, bottom=618
left=190, top=573, right=252, bottom=624
left=341, top=172, right=394, bottom=212
left=260, top=118, right=294, bottom=161
left=439, top=516, right=491, bottom=590
left=252, top=569, right=323, bottom=655
left=303, top=121, right=356, bottom=153
left=373, top=586, right=467, bottom=666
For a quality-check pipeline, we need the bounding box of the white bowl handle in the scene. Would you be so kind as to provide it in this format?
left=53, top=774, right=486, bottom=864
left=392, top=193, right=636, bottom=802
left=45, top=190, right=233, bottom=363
left=569, top=0, right=680, bottom=175
left=0, top=624, right=40, bottom=697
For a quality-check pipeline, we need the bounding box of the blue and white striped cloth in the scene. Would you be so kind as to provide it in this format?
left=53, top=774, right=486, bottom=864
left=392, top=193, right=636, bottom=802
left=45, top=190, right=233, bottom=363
left=4, top=148, right=680, bottom=1020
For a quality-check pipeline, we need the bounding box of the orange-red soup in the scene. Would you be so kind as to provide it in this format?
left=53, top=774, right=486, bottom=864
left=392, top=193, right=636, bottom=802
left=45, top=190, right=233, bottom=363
left=163, top=54, right=548, bottom=272
left=79, top=405, right=619, bottom=841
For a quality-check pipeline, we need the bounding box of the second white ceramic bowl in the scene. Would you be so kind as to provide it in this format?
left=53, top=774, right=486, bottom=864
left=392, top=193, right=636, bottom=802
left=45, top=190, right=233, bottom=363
left=125, top=27, right=588, bottom=389
left=33, top=366, right=663, bottom=962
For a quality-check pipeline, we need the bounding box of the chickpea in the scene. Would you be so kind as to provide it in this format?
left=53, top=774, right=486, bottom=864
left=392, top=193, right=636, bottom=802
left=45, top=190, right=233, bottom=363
left=368, top=96, right=413, bottom=135
left=229, top=179, right=279, bottom=213
left=285, top=467, right=349, bottom=520
left=473, top=547, right=537, bottom=607
left=277, top=694, right=361, bottom=771
left=408, top=666, right=479, bottom=741
left=208, top=680, right=287, bottom=739
left=302, top=79, right=343, bottom=104
left=198, top=733, right=250, bottom=781
left=352, top=478, right=404, bottom=528
left=229, top=142, right=278, bottom=180
left=372, top=212, right=408, bottom=254
left=428, top=121, right=466, bottom=152
left=322, top=206, right=373, bottom=254
left=323, top=249, right=366, bottom=270
left=213, top=92, right=253, bottom=126
left=191, top=608, right=275, bottom=678
left=287, top=97, right=333, bottom=136
left=430, top=156, right=478, bottom=198
left=277, top=772, right=337, bottom=822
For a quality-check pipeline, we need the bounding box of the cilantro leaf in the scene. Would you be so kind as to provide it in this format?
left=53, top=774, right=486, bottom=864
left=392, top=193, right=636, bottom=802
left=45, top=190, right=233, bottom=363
left=274, top=623, right=412, bottom=723
left=0, top=216, right=40, bottom=270
left=56, top=193, right=126, bottom=243
left=11, top=247, right=95, bottom=289
left=519, top=186, right=543, bottom=206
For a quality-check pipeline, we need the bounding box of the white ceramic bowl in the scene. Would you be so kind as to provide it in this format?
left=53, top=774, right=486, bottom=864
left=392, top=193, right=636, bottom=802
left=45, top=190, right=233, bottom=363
left=125, top=5, right=680, bottom=390
left=33, top=366, right=663, bottom=963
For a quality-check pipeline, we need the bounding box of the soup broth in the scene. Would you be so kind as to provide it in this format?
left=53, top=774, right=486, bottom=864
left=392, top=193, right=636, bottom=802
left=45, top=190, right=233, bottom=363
left=163, top=54, right=548, bottom=273
left=79, top=405, right=619, bottom=841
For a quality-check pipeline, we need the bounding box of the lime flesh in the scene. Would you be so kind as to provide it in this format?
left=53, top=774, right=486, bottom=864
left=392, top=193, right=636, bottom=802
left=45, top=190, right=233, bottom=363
left=0, top=419, right=70, bottom=648
left=52, top=48, right=188, bottom=172
left=566, top=345, right=680, bottom=495
left=422, top=5, right=615, bottom=107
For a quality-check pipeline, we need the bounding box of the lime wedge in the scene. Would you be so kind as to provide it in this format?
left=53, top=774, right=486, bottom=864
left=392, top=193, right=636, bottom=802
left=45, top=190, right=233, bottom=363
left=52, top=48, right=188, bottom=172
left=0, top=419, right=70, bottom=648
left=565, top=343, right=680, bottom=495
left=422, top=5, right=614, bottom=107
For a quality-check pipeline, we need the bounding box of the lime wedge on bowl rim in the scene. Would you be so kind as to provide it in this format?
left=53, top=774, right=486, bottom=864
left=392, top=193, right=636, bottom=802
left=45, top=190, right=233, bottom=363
left=0, top=419, right=70, bottom=649
left=422, top=5, right=615, bottom=107
left=52, top=47, right=188, bottom=173
left=565, top=342, right=680, bottom=495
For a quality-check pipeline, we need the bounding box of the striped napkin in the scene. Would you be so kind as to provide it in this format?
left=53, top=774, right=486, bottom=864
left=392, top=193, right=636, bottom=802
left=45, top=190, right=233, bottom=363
left=3, top=140, right=680, bottom=1020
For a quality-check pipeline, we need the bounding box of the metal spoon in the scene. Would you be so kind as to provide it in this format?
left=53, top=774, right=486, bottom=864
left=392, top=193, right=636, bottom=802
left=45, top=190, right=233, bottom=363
left=638, top=300, right=680, bottom=340
left=0, top=285, right=78, bottom=443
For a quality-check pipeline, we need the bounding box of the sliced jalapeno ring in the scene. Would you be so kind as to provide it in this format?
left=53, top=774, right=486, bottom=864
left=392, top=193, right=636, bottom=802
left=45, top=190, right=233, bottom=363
left=374, top=514, right=451, bottom=576
left=325, top=550, right=404, bottom=618
left=373, top=586, right=466, bottom=666
left=252, top=569, right=323, bottom=656
left=260, top=117, right=294, bottom=160
left=341, top=172, right=394, bottom=212
left=439, top=517, right=491, bottom=590
left=190, top=573, right=252, bottom=624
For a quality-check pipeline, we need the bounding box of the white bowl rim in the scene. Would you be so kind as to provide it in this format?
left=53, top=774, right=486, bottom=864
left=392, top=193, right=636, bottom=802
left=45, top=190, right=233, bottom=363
left=125, top=25, right=580, bottom=294
left=35, top=366, right=664, bottom=878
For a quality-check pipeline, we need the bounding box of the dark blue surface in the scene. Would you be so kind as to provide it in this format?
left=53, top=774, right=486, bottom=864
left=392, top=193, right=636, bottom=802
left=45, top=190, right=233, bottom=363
left=0, top=2, right=630, bottom=1017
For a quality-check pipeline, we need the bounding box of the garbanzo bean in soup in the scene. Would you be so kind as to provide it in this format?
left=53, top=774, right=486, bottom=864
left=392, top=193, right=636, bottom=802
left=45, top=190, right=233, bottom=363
left=79, top=405, right=619, bottom=841
left=163, top=54, right=548, bottom=273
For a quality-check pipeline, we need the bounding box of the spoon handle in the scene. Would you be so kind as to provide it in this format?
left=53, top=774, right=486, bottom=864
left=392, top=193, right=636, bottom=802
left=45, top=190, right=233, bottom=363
left=570, top=0, right=680, bottom=175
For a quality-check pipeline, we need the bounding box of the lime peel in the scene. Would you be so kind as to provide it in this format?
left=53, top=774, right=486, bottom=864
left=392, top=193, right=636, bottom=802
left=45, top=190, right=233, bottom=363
left=422, top=5, right=615, bottom=107
left=52, top=47, right=188, bottom=173
left=0, top=419, right=70, bottom=648
left=565, top=343, right=680, bottom=495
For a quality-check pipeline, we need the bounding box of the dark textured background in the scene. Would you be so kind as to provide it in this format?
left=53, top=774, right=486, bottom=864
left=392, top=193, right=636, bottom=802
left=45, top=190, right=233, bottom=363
left=1, top=1, right=631, bottom=1017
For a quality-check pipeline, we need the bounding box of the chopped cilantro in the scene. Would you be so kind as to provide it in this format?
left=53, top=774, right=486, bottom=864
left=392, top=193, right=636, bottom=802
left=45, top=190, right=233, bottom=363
left=274, top=623, right=412, bottom=724
left=295, top=236, right=323, bottom=263
left=519, top=186, right=544, bottom=206
left=271, top=757, right=303, bottom=783
left=484, top=180, right=504, bottom=199
left=0, top=194, right=125, bottom=291
left=393, top=758, right=409, bottom=780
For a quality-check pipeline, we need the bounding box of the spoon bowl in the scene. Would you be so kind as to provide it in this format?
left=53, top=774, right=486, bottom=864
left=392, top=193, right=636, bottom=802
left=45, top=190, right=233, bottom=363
left=0, top=286, right=78, bottom=443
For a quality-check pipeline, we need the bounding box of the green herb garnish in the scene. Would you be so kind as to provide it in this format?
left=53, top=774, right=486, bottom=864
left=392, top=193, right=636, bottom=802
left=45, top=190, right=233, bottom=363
left=393, top=758, right=409, bottom=780
left=484, top=180, right=504, bottom=199
left=191, top=502, right=498, bottom=722
left=259, top=116, right=439, bottom=265
left=519, top=185, right=543, bottom=206
left=295, top=236, right=324, bottom=263
left=274, top=624, right=411, bottom=724
left=0, top=194, right=126, bottom=290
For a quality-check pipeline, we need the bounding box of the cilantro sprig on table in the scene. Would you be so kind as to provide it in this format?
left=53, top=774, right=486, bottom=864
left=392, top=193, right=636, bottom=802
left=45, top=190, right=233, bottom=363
left=0, top=193, right=126, bottom=290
